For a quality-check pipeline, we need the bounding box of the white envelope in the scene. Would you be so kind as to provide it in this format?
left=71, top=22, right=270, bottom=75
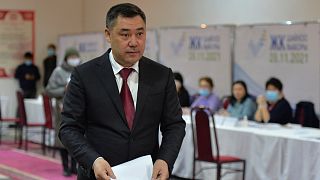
left=111, top=155, right=153, bottom=180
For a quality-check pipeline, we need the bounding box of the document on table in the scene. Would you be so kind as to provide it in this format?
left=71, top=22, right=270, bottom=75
left=111, top=155, right=153, bottom=180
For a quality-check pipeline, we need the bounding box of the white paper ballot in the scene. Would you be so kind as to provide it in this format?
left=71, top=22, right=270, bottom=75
left=111, top=155, right=153, bottom=180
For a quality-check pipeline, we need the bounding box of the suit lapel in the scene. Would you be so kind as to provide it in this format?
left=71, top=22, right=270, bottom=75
left=132, top=58, right=151, bottom=130
left=94, top=51, right=127, bottom=126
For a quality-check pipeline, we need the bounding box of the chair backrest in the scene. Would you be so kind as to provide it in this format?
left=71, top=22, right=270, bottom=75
left=191, top=107, right=220, bottom=162
left=42, top=93, right=54, bottom=129
left=16, top=91, right=27, bottom=125
left=294, top=101, right=319, bottom=128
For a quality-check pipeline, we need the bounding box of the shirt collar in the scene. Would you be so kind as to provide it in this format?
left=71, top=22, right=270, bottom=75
left=109, top=50, right=139, bottom=75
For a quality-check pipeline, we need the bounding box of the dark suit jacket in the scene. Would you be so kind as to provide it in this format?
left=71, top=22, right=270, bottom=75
left=59, top=49, right=186, bottom=179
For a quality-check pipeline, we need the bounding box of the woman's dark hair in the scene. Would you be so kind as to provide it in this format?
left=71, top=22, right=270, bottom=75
left=199, top=76, right=214, bottom=88
left=266, top=77, right=283, bottom=91
left=173, top=72, right=186, bottom=91
left=230, top=80, right=249, bottom=106
left=173, top=72, right=184, bottom=84
left=106, top=3, right=146, bottom=29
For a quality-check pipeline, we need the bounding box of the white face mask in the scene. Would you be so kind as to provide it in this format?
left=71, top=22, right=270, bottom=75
left=67, top=58, right=81, bottom=67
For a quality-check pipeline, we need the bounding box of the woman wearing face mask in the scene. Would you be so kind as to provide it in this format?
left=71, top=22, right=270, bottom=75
left=45, top=48, right=80, bottom=176
left=254, top=77, right=293, bottom=125
left=191, top=76, right=221, bottom=113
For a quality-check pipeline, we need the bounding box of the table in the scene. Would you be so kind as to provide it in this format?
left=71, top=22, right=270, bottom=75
left=0, top=78, right=19, bottom=118
left=172, top=115, right=320, bottom=180
left=23, top=97, right=55, bottom=146
left=24, top=97, right=46, bottom=124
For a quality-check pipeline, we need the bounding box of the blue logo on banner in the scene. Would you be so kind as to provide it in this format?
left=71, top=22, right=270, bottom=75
left=248, top=31, right=267, bottom=57
left=171, top=32, right=186, bottom=55
left=270, top=35, right=286, bottom=50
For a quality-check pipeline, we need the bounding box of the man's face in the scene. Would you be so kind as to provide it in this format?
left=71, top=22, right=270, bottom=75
left=105, top=15, right=146, bottom=67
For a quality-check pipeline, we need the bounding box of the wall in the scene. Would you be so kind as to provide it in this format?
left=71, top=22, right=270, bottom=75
left=83, top=0, right=320, bottom=31
left=0, top=0, right=84, bottom=86
left=2, top=0, right=320, bottom=69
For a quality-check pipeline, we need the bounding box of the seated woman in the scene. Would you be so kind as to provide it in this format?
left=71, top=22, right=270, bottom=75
left=254, top=77, right=293, bottom=125
left=173, top=72, right=190, bottom=107
left=225, top=81, right=256, bottom=120
left=191, top=76, right=221, bottom=113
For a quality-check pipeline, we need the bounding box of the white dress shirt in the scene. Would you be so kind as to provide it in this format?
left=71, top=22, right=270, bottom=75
left=109, top=50, right=139, bottom=108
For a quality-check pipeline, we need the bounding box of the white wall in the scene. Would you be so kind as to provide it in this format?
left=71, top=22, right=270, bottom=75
left=83, top=0, right=320, bottom=31
left=2, top=0, right=320, bottom=65
left=1, top=0, right=320, bottom=90
left=0, top=0, right=84, bottom=80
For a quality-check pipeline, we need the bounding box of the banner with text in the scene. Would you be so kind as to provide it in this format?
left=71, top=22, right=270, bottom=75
left=234, top=23, right=320, bottom=111
left=159, top=26, right=234, bottom=96
left=0, top=10, right=35, bottom=77
left=58, top=30, right=159, bottom=64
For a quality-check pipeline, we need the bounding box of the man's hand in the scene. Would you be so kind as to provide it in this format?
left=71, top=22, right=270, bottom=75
left=92, top=158, right=116, bottom=180
left=152, top=159, right=169, bottom=180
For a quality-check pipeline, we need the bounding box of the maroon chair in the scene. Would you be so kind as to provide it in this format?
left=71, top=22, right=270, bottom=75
left=0, top=100, right=21, bottom=144
left=191, top=107, right=246, bottom=180
left=42, top=93, right=57, bottom=156
left=16, top=91, right=45, bottom=153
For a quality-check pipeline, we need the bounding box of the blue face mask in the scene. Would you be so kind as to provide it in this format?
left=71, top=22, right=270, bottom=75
left=265, top=90, right=279, bottom=102
left=24, top=60, right=32, bottom=66
left=47, top=48, right=55, bottom=56
left=199, top=89, right=210, bottom=97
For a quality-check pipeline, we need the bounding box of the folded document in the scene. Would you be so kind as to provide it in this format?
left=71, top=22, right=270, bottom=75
left=111, top=155, right=153, bottom=180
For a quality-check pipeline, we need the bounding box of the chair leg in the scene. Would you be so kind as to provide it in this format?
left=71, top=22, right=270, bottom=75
left=192, top=160, right=196, bottom=180
left=216, top=164, right=221, bottom=180
left=25, top=127, right=28, bottom=151
left=18, top=125, right=23, bottom=149
left=42, top=127, right=46, bottom=155
left=0, top=121, right=2, bottom=144
left=14, top=124, right=17, bottom=143
left=242, top=160, right=246, bottom=180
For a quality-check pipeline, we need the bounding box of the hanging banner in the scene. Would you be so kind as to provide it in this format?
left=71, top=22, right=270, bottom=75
left=159, top=26, right=234, bottom=96
left=58, top=32, right=109, bottom=64
left=144, top=29, right=159, bottom=61
left=58, top=29, right=159, bottom=64
left=0, top=10, right=35, bottom=77
left=234, top=23, right=320, bottom=112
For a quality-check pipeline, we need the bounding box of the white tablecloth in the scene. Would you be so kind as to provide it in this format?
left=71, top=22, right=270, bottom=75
left=0, top=78, right=19, bottom=118
left=172, top=115, right=320, bottom=180
left=24, top=97, right=46, bottom=124
left=23, top=97, right=55, bottom=145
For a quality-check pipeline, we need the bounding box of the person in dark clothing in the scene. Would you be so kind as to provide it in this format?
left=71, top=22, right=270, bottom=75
left=14, top=52, right=40, bottom=98
left=173, top=72, right=190, bottom=107
left=43, top=44, right=57, bottom=87
left=255, top=77, right=293, bottom=125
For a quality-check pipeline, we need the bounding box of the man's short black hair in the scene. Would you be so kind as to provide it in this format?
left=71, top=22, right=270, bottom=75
left=24, top=52, right=33, bottom=59
left=266, top=77, right=283, bottom=91
left=106, top=3, right=146, bottom=29
left=48, top=44, right=56, bottom=50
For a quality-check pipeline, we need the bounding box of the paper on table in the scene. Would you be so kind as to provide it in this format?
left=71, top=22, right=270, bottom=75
left=111, top=155, right=153, bottom=180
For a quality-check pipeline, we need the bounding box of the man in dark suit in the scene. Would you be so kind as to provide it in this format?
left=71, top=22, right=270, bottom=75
left=59, top=3, right=186, bottom=180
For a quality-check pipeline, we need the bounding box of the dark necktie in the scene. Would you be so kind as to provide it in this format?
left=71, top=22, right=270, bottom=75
left=119, top=68, right=135, bottom=130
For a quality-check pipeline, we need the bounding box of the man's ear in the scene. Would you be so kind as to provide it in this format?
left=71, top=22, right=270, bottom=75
left=105, top=28, right=111, bottom=43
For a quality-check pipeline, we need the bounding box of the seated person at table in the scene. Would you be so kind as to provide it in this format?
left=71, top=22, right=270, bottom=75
left=254, top=77, right=293, bottom=125
left=191, top=76, right=221, bottom=113
left=221, top=80, right=256, bottom=120
left=174, top=72, right=190, bottom=107
left=45, top=48, right=81, bottom=176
